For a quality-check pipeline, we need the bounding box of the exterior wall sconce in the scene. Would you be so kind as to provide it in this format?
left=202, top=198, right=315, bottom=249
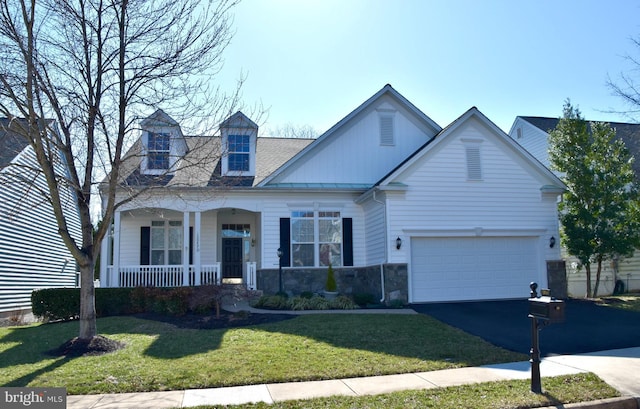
left=549, top=236, right=556, bottom=248
left=396, top=236, right=402, bottom=250
left=251, top=238, right=255, bottom=247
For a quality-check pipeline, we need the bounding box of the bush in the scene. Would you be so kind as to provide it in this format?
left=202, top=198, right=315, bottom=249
left=95, top=288, right=136, bottom=316
left=330, top=295, right=359, bottom=310
left=252, top=295, right=289, bottom=310
left=325, top=264, right=337, bottom=292
left=353, top=292, right=377, bottom=307
left=300, top=291, right=314, bottom=299
left=32, top=288, right=80, bottom=321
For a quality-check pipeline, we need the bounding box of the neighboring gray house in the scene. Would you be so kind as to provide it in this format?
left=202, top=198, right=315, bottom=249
left=0, top=118, right=81, bottom=318
left=509, top=116, right=640, bottom=296
left=100, top=85, right=566, bottom=303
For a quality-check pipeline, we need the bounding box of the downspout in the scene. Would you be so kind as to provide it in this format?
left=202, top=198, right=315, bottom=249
left=373, top=189, right=386, bottom=303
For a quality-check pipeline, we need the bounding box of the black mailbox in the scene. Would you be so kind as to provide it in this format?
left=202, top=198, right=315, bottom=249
left=528, top=296, right=565, bottom=323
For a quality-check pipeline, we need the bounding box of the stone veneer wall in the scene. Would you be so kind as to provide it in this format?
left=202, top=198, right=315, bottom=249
left=256, top=264, right=408, bottom=305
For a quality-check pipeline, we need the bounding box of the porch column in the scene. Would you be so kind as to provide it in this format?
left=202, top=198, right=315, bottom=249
left=112, top=211, right=121, bottom=287
left=194, top=211, right=202, bottom=285
left=183, top=211, right=190, bottom=286
left=99, top=223, right=109, bottom=287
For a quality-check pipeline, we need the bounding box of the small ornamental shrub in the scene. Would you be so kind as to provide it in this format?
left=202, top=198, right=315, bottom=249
left=252, top=295, right=289, bottom=310
left=300, top=291, right=314, bottom=299
left=325, top=264, right=337, bottom=292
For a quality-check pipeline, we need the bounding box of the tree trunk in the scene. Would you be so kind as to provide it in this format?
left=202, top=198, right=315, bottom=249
left=585, top=263, right=592, bottom=298
left=78, top=264, right=97, bottom=340
left=593, top=258, right=603, bottom=298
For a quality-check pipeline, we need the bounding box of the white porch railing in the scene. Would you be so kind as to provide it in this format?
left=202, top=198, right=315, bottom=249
left=106, top=262, right=257, bottom=289
left=113, top=264, right=221, bottom=288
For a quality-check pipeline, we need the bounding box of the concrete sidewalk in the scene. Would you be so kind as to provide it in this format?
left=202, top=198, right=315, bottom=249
left=67, top=346, right=640, bottom=409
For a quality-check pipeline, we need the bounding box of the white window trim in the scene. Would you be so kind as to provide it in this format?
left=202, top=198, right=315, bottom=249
left=150, top=220, right=183, bottom=265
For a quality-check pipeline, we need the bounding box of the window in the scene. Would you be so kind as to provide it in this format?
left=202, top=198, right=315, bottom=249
left=148, top=132, right=170, bottom=170
left=291, top=210, right=342, bottom=267
left=228, top=134, right=250, bottom=171
left=150, top=220, right=182, bottom=265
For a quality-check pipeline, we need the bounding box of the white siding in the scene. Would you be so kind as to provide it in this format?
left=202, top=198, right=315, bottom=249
left=362, top=195, right=386, bottom=265
left=509, top=118, right=552, bottom=169
left=0, top=145, right=81, bottom=314
left=270, top=96, right=437, bottom=185
left=385, top=117, right=561, bottom=299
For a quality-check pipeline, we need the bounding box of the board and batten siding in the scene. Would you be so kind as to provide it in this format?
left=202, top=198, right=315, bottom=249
left=386, top=119, right=561, bottom=266
left=270, top=96, right=437, bottom=185
left=0, top=145, right=81, bottom=315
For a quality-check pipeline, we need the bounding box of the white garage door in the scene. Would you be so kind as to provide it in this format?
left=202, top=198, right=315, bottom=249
left=411, top=237, right=539, bottom=302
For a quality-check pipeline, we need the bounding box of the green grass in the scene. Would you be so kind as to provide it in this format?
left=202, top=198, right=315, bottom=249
left=598, top=293, right=640, bottom=312
left=0, top=314, right=526, bottom=395
left=182, top=373, right=619, bottom=409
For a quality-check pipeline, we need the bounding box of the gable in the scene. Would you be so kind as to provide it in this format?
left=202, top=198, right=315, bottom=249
left=261, top=85, right=441, bottom=188
left=379, top=109, right=565, bottom=194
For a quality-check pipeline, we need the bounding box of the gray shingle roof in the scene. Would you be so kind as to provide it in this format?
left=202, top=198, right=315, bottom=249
left=521, top=116, right=640, bottom=177
left=0, top=118, right=30, bottom=169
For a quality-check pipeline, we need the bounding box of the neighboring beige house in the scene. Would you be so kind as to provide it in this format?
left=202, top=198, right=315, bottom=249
left=509, top=116, right=640, bottom=296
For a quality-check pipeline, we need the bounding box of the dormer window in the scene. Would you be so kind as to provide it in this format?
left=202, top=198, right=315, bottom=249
left=148, top=132, right=170, bottom=170
left=219, top=111, right=258, bottom=177
left=228, top=134, right=250, bottom=172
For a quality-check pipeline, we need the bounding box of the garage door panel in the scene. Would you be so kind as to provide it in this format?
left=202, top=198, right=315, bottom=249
left=411, top=237, right=538, bottom=302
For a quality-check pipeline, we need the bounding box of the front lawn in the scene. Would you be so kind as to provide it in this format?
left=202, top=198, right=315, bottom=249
left=0, top=314, right=526, bottom=395
left=184, top=373, right=619, bottom=409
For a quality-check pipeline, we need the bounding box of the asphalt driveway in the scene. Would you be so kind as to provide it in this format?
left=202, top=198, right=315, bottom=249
left=411, top=299, right=640, bottom=357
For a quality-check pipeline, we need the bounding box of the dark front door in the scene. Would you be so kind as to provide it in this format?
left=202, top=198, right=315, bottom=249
left=222, top=238, right=243, bottom=279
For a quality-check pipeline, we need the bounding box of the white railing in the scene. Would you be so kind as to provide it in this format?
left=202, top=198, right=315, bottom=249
left=115, top=264, right=221, bottom=288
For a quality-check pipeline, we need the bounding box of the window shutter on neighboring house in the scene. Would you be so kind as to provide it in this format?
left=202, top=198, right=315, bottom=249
left=140, top=226, right=150, bottom=265
left=342, top=218, right=353, bottom=266
left=279, top=218, right=291, bottom=267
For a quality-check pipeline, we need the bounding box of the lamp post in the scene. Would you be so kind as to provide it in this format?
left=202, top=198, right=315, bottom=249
left=277, top=247, right=283, bottom=294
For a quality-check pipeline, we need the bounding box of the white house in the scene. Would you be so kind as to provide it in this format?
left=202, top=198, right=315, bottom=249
left=100, top=85, right=565, bottom=303
left=0, top=118, right=82, bottom=318
left=509, top=116, right=640, bottom=296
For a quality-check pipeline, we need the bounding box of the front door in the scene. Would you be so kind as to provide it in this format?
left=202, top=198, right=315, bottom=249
left=222, top=238, right=243, bottom=279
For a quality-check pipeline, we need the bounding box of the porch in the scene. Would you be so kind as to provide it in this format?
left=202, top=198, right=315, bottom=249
left=103, top=262, right=257, bottom=289
left=100, top=207, right=262, bottom=290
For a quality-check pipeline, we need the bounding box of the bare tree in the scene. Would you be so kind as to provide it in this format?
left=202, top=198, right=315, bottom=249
left=607, top=36, right=640, bottom=121
left=267, top=122, right=319, bottom=139
left=0, top=0, right=242, bottom=343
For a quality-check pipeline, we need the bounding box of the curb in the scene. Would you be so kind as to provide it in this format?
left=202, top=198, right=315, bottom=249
left=537, top=396, right=639, bottom=409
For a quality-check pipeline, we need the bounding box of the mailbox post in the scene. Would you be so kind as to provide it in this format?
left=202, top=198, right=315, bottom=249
left=528, top=282, right=565, bottom=394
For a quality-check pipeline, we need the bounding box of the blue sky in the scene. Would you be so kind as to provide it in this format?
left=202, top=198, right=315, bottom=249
left=217, top=0, right=640, bottom=135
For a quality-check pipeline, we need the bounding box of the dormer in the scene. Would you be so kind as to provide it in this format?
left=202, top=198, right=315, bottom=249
left=219, top=111, right=258, bottom=177
left=140, top=109, right=186, bottom=175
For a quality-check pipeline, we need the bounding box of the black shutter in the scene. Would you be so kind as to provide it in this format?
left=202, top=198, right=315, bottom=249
left=279, top=218, right=291, bottom=267
left=342, top=218, right=353, bottom=266
left=189, top=227, right=193, bottom=264
left=140, top=226, right=150, bottom=265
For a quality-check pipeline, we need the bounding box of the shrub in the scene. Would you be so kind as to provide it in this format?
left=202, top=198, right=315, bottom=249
left=388, top=299, right=405, bottom=309
left=300, top=291, right=314, bottom=299
left=325, top=264, right=337, bottom=292
left=32, top=288, right=80, bottom=321
left=95, top=288, right=135, bottom=316
left=252, top=295, right=289, bottom=310
left=330, top=295, right=359, bottom=310
left=353, top=292, right=377, bottom=307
